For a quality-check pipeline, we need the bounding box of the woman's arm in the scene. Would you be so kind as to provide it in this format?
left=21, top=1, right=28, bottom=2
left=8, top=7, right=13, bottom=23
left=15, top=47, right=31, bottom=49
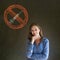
left=26, top=40, right=34, bottom=58
left=42, top=38, right=49, bottom=59
left=26, top=39, right=38, bottom=60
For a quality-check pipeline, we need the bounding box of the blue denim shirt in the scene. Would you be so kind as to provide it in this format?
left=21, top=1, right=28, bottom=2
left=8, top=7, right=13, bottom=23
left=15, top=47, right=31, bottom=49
left=26, top=37, right=49, bottom=60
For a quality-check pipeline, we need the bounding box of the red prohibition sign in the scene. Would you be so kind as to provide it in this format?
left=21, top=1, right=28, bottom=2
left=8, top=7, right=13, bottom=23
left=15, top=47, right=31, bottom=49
left=4, top=4, right=28, bottom=29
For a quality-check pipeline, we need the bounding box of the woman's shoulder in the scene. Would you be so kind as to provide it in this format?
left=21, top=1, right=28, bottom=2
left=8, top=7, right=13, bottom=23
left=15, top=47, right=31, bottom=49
left=42, top=37, right=49, bottom=43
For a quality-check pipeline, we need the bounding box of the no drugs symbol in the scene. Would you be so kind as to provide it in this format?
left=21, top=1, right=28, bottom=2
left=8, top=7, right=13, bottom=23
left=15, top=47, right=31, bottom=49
left=4, top=4, right=28, bottom=29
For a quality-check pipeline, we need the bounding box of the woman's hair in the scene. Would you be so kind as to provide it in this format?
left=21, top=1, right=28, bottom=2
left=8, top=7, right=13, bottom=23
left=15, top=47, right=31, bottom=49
left=28, top=23, right=43, bottom=41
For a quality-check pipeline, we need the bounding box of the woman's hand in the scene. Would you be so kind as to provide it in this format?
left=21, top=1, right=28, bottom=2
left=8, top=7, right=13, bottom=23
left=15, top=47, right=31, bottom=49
left=31, top=35, right=39, bottom=44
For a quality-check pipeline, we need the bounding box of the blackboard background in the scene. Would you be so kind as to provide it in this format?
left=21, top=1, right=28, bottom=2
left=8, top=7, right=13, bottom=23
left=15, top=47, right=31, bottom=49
left=0, top=0, right=60, bottom=60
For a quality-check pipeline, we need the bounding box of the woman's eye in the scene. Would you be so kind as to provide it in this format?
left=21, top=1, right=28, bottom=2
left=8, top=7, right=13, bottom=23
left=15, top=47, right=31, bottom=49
left=35, top=29, right=37, bottom=31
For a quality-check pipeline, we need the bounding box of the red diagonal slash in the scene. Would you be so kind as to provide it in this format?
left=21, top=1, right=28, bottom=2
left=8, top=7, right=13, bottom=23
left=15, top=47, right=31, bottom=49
left=4, top=4, right=28, bottom=29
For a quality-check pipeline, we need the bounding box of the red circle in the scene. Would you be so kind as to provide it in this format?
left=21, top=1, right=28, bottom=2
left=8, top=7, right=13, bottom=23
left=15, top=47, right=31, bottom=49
left=4, top=4, right=28, bottom=29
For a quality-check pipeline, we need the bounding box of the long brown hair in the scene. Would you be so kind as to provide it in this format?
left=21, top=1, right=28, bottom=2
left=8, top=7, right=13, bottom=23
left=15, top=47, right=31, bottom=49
left=28, top=23, right=43, bottom=41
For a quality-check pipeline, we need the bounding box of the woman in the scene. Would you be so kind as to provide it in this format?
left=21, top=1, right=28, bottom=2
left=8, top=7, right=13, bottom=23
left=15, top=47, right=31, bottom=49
left=26, top=23, right=49, bottom=60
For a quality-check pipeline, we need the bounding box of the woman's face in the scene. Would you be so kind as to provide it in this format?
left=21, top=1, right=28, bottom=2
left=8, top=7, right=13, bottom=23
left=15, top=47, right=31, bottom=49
left=31, top=25, right=40, bottom=36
